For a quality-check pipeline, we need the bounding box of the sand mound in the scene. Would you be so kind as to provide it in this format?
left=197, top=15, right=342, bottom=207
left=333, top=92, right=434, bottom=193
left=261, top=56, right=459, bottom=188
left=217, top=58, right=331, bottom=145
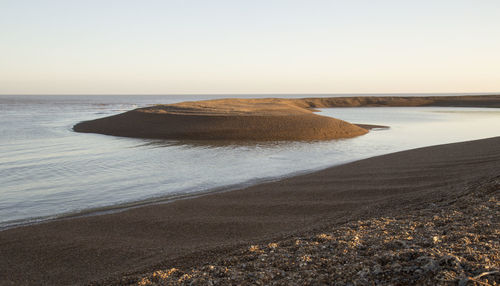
left=73, top=95, right=500, bottom=141
left=73, top=98, right=368, bottom=141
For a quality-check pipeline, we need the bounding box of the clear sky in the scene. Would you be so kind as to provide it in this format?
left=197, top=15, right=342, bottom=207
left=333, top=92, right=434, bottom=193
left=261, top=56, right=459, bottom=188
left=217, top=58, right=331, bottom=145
left=1, top=0, right=499, bottom=95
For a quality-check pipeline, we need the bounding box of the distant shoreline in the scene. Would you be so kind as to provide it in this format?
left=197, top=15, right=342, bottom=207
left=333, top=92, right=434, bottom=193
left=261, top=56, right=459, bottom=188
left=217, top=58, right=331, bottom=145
left=2, top=92, right=499, bottom=97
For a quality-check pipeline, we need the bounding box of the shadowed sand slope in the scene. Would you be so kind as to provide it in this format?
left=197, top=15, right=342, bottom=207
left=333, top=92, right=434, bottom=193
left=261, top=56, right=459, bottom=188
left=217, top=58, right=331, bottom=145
left=0, top=137, right=499, bottom=285
left=73, top=95, right=500, bottom=141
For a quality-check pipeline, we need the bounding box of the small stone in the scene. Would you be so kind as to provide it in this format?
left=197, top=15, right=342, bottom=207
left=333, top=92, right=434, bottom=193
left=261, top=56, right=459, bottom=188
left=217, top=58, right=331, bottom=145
left=423, top=259, right=438, bottom=272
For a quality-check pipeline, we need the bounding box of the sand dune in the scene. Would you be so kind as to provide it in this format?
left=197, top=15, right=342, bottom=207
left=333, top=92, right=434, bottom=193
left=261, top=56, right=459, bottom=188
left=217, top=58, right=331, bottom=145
left=73, top=95, right=500, bottom=141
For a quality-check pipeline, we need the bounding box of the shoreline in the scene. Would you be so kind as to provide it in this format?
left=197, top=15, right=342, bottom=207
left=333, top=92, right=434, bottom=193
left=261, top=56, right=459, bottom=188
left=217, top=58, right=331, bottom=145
left=1, top=125, right=389, bottom=232
left=1, top=136, right=499, bottom=285
left=0, top=170, right=317, bottom=232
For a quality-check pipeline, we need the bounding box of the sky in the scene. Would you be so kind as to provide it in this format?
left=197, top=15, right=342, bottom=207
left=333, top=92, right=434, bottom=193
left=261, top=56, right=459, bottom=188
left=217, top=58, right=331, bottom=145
left=1, top=0, right=499, bottom=95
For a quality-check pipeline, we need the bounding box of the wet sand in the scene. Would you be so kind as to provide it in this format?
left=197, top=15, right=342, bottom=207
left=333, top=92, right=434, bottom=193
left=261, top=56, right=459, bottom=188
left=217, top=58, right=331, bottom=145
left=1, top=136, right=499, bottom=285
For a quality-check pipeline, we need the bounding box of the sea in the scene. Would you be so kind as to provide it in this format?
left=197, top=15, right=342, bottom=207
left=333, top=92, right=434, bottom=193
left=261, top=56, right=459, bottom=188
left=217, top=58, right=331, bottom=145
left=1, top=94, right=499, bottom=230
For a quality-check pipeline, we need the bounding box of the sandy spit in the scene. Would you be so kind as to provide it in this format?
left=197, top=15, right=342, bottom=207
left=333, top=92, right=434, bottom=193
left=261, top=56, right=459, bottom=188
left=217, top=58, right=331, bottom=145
left=73, top=95, right=500, bottom=141
left=73, top=98, right=369, bottom=141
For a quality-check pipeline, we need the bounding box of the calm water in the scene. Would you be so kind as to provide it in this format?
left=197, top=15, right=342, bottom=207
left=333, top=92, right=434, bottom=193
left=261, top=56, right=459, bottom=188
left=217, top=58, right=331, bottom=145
left=1, top=94, right=499, bottom=229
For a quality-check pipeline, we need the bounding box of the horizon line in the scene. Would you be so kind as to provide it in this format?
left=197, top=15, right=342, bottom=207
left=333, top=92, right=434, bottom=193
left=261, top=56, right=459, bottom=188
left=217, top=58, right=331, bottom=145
left=1, top=92, right=499, bottom=96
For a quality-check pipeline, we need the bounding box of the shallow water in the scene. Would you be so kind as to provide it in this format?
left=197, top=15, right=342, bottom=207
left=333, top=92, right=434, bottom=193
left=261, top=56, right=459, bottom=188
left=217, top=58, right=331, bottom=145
left=1, top=94, right=499, bottom=229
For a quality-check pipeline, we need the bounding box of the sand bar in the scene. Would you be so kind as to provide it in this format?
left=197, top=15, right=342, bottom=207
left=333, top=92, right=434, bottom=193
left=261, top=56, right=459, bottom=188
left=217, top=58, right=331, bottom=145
left=73, top=98, right=368, bottom=141
left=73, top=95, right=500, bottom=141
left=1, top=136, right=499, bottom=285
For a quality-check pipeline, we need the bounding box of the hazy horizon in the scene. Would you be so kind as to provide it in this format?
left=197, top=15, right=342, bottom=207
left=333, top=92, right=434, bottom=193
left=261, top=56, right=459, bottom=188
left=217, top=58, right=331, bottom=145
left=1, top=0, right=499, bottom=95
left=2, top=92, right=499, bottom=97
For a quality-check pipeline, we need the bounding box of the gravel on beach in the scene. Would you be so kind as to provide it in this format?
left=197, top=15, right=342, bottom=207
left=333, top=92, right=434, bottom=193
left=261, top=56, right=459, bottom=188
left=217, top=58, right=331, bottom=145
left=132, top=176, right=499, bottom=286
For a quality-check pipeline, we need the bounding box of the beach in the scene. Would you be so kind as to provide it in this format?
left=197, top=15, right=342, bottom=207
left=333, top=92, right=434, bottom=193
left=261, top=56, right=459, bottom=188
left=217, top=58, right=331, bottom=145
left=135, top=175, right=499, bottom=285
left=4, top=0, right=500, bottom=284
left=1, top=136, right=499, bottom=285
